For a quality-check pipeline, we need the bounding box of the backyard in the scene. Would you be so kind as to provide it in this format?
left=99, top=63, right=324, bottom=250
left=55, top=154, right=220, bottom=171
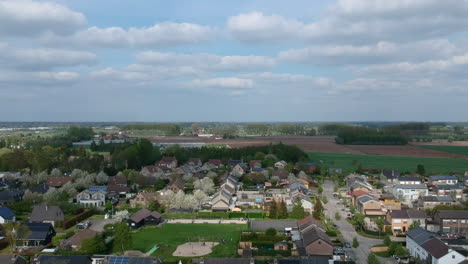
left=309, top=152, right=468, bottom=174
left=131, top=224, right=247, bottom=261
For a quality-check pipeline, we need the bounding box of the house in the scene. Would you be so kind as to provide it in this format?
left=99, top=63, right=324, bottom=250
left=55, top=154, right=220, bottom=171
left=104, top=256, right=163, bottom=264
left=157, top=157, right=178, bottom=168
left=429, top=175, right=458, bottom=186
left=351, top=189, right=368, bottom=205
left=33, top=255, right=92, bottom=264
left=298, top=216, right=325, bottom=232
left=0, top=255, right=27, bottom=264
left=208, top=159, right=223, bottom=168
left=29, top=184, right=49, bottom=194
left=433, top=184, right=464, bottom=200
left=406, top=227, right=465, bottom=264
left=141, top=165, right=163, bottom=177
left=66, top=229, right=99, bottom=251
left=249, top=160, right=262, bottom=169
left=392, top=184, right=428, bottom=202
left=379, top=193, right=401, bottom=211
left=228, top=160, right=242, bottom=167
left=188, top=158, right=202, bottom=166
left=232, top=164, right=246, bottom=176
left=274, top=241, right=289, bottom=250
left=291, top=193, right=314, bottom=213
left=299, top=226, right=333, bottom=256
left=434, top=210, right=468, bottom=236
left=382, top=170, right=400, bottom=183
left=130, top=191, right=161, bottom=208
left=0, top=206, right=16, bottom=223
left=356, top=195, right=385, bottom=216
left=76, top=186, right=107, bottom=207
left=349, top=181, right=372, bottom=193
left=387, top=209, right=427, bottom=233
left=398, top=176, right=422, bottom=185
left=212, top=190, right=232, bottom=212
left=273, top=171, right=289, bottom=182
left=29, top=203, right=64, bottom=227
left=275, top=161, right=288, bottom=170
left=107, top=175, right=130, bottom=198
left=128, top=208, right=162, bottom=229
left=16, top=222, right=55, bottom=248
left=167, top=178, right=185, bottom=193
left=417, top=196, right=457, bottom=209
left=46, top=177, right=71, bottom=188
left=0, top=189, right=24, bottom=204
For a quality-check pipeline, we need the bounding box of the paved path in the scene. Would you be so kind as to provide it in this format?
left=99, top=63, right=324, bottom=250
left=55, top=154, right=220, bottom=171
left=323, top=180, right=384, bottom=264
left=89, top=219, right=118, bottom=232
left=167, top=219, right=247, bottom=224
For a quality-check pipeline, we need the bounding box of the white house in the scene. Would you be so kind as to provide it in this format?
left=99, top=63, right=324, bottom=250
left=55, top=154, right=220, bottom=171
left=406, top=227, right=465, bottom=264
left=393, top=184, right=428, bottom=202
left=76, top=186, right=107, bottom=207
left=0, top=206, right=16, bottom=223
left=398, top=176, right=422, bottom=185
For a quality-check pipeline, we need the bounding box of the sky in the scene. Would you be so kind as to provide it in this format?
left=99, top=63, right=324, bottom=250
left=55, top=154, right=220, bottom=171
left=1, top=0, right=468, bottom=122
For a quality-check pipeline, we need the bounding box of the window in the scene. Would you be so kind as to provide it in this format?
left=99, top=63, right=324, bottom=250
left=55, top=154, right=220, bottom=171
left=452, top=220, right=457, bottom=223
left=461, top=220, right=466, bottom=224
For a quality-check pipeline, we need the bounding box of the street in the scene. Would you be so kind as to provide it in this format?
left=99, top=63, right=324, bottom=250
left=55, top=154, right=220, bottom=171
left=322, top=180, right=393, bottom=264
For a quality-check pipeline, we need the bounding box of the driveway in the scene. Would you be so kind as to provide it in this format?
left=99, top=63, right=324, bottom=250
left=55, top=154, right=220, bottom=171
left=323, top=180, right=384, bottom=264
left=89, top=218, right=118, bottom=232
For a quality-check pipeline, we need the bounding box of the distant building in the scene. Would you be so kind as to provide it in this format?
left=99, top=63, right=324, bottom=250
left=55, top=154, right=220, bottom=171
left=46, top=177, right=71, bottom=188
left=29, top=203, right=64, bottom=227
left=16, top=222, right=55, bottom=248
left=76, top=186, right=107, bottom=207
left=429, top=175, right=458, bottom=186
left=0, top=206, right=15, bottom=223
left=387, top=209, right=426, bottom=233
left=128, top=208, right=162, bottom=229
left=392, top=184, right=428, bottom=202
left=434, top=210, right=468, bottom=236
left=417, top=196, right=456, bottom=210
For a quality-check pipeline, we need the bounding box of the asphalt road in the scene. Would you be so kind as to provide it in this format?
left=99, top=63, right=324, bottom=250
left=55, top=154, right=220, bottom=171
left=322, top=180, right=386, bottom=264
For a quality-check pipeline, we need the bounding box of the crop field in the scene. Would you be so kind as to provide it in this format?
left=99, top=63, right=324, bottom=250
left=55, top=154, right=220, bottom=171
left=416, top=145, right=468, bottom=155
left=131, top=224, right=247, bottom=261
left=309, top=152, right=468, bottom=174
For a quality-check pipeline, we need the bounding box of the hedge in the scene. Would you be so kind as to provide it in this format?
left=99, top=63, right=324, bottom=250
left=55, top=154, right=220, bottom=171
left=254, top=249, right=291, bottom=257
left=252, top=241, right=275, bottom=248
left=62, top=209, right=95, bottom=229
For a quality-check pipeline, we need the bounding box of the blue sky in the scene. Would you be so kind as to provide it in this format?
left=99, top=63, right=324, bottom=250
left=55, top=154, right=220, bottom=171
left=1, top=0, right=468, bottom=122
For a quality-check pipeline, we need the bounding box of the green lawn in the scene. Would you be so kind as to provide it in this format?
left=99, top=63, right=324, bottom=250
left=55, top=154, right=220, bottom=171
left=416, top=145, right=468, bottom=155
left=131, top=224, right=247, bottom=261
left=309, top=152, right=468, bottom=174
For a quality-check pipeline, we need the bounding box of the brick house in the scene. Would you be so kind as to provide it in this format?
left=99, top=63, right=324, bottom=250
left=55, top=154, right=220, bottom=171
left=434, top=210, right=468, bottom=236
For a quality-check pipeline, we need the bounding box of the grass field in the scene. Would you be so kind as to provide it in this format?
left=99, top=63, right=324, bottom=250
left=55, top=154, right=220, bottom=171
left=309, top=152, right=468, bottom=174
left=416, top=145, right=468, bottom=155
left=131, top=224, right=247, bottom=261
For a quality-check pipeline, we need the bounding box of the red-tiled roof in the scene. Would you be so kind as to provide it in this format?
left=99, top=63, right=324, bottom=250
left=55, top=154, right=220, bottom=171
left=352, top=190, right=368, bottom=197
left=46, top=177, right=71, bottom=187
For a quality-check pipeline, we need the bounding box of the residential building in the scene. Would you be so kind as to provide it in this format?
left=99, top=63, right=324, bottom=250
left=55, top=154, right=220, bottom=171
left=349, top=180, right=373, bottom=193
left=274, top=160, right=287, bottom=170
left=0, top=206, right=16, bottom=223
left=232, top=164, right=246, bottom=176
left=140, top=165, right=163, bottom=177
left=130, top=191, right=161, bottom=208
left=16, top=222, right=55, bottom=248
left=0, top=188, right=24, bottom=204
left=387, top=209, right=427, bottom=233
left=208, top=159, right=223, bottom=168
left=66, top=229, right=99, bottom=251
left=356, top=195, right=385, bottom=216
left=33, top=255, right=92, bottom=264
left=29, top=203, right=64, bottom=227
left=417, top=196, right=456, bottom=210
left=351, top=189, right=368, bottom=205
left=0, top=255, right=27, bottom=264
left=166, top=178, right=185, bottom=193
left=157, top=157, right=178, bottom=168
left=188, top=158, right=202, bottom=166
left=107, top=175, right=130, bottom=198
left=393, top=184, right=428, bottom=202
left=464, top=174, right=468, bottom=187
left=299, top=226, right=333, bottom=256
left=379, top=193, right=401, bottom=211
left=128, top=208, right=162, bottom=229
left=249, top=160, right=262, bottom=169
left=434, top=210, right=468, bottom=236
left=46, top=177, right=72, bottom=188
left=291, top=193, right=314, bottom=213
left=212, top=190, right=232, bottom=212
left=406, top=227, right=465, bottom=264
left=398, top=176, right=422, bottom=185
left=76, top=186, right=107, bottom=207
left=382, top=169, right=400, bottom=183
left=429, top=175, right=458, bottom=186
left=433, top=184, right=464, bottom=200
left=29, top=184, right=49, bottom=194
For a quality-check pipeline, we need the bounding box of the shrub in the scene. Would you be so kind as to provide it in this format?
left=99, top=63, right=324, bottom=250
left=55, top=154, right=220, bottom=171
left=265, top=228, right=277, bottom=236
left=352, top=237, right=359, bottom=248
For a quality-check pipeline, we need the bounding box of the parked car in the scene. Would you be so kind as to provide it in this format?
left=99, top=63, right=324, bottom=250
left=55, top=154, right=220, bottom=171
left=77, top=221, right=91, bottom=229
left=344, top=242, right=351, bottom=248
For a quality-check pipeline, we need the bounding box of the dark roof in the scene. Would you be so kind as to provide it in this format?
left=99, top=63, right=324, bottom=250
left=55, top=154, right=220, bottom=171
left=273, top=170, right=289, bottom=179
left=279, top=257, right=331, bottom=264
left=0, top=189, right=24, bottom=202
left=421, top=238, right=449, bottom=259
left=298, top=216, right=324, bottom=231
left=391, top=209, right=426, bottom=219
left=21, top=222, right=54, bottom=240
left=380, top=193, right=396, bottom=199
left=106, top=256, right=163, bottom=264
left=108, top=175, right=127, bottom=185
left=394, top=184, right=427, bottom=189
left=430, top=175, right=458, bottom=181
left=422, top=196, right=454, bottom=202
left=35, top=255, right=92, bottom=264
left=357, top=195, right=377, bottom=205
left=406, top=227, right=435, bottom=245
left=208, top=159, right=222, bottom=166
left=88, top=186, right=107, bottom=193
left=0, top=206, right=15, bottom=218
left=0, top=255, right=27, bottom=264
left=130, top=208, right=161, bottom=223
left=399, top=176, right=421, bottom=182
left=436, top=210, right=468, bottom=219
left=249, top=220, right=298, bottom=231
left=434, top=184, right=463, bottom=190
left=302, top=227, right=332, bottom=248
left=29, top=184, right=49, bottom=194
left=29, top=203, right=64, bottom=222
left=169, top=178, right=185, bottom=189
left=382, top=170, right=400, bottom=179
left=46, top=177, right=71, bottom=187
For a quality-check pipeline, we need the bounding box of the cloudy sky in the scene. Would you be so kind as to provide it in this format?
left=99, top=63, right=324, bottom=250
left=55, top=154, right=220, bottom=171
left=1, top=0, right=468, bottom=122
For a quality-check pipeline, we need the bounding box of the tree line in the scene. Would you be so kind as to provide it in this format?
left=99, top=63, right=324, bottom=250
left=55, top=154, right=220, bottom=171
left=335, top=127, right=408, bottom=145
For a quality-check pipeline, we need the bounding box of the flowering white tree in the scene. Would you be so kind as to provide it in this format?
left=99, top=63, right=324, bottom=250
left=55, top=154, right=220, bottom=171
left=70, top=169, right=87, bottom=179
left=96, top=171, right=109, bottom=184
left=50, top=168, right=63, bottom=178
left=23, top=190, right=44, bottom=202
left=182, top=194, right=198, bottom=210
left=114, top=210, right=129, bottom=221
left=193, top=190, right=208, bottom=207
left=172, top=191, right=186, bottom=209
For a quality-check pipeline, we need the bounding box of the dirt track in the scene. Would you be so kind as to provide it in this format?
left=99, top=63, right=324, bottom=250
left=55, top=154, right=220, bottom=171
left=150, top=136, right=468, bottom=158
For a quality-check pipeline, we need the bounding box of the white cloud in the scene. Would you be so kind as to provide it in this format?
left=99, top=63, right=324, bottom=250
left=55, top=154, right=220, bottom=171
left=0, top=0, right=86, bottom=37
left=137, top=51, right=275, bottom=71
left=0, top=71, right=80, bottom=83
left=41, top=22, right=215, bottom=48
left=278, top=39, right=459, bottom=65
left=189, top=77, right=254, bottom=89
left=0, top=42, right=97, bottom=70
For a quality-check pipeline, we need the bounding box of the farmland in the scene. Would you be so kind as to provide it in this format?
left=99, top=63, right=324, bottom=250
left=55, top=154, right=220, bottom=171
left=131, top=224, right=247, bottom=261
left=308, top=152, right=468, bottom=174
left=416, top=145, right=468, bottom=155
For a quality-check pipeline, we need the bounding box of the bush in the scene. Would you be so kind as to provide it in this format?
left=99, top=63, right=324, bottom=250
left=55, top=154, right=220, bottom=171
left=384, top=235, right=391, bottom=246
left=352, top=237, right=359, bottom=248
left=255, top=249, right=291, bottom=257
left=265, top=228, right=277, bottom=236
left=326, top=230, right=337, bottom=237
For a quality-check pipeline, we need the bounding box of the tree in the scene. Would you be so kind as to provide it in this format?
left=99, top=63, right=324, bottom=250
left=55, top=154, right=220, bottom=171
left=278, top=199, right=288, bottom=219
left=81, top=235, right=106, bottom=255
left=352, top=237, right=359, bottom=248
left=384, top=235, right=391, bottom=246
left=290, top=200, right=306, bottom=219
left=318, top=185, right=324, bottom=194
left=313, top=197, right=324, bottom=220
left=409, top=220, right=421, bottom=230
left=354, top=213, right=365, bottom=229
left=368, top=253, right=383, bottom=264
left=4, top=222, right=30, bottom=252
left=375, top=218, right=385, bottom=236
left=265, top=228, right=277, bottom=236
left=269, top=199, right=278, bottom=219
left=113, top=222, right=132, bottom=253
left=335, top=212, right=341, bottom=221
left=416, top=164, right=426, bottom=176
